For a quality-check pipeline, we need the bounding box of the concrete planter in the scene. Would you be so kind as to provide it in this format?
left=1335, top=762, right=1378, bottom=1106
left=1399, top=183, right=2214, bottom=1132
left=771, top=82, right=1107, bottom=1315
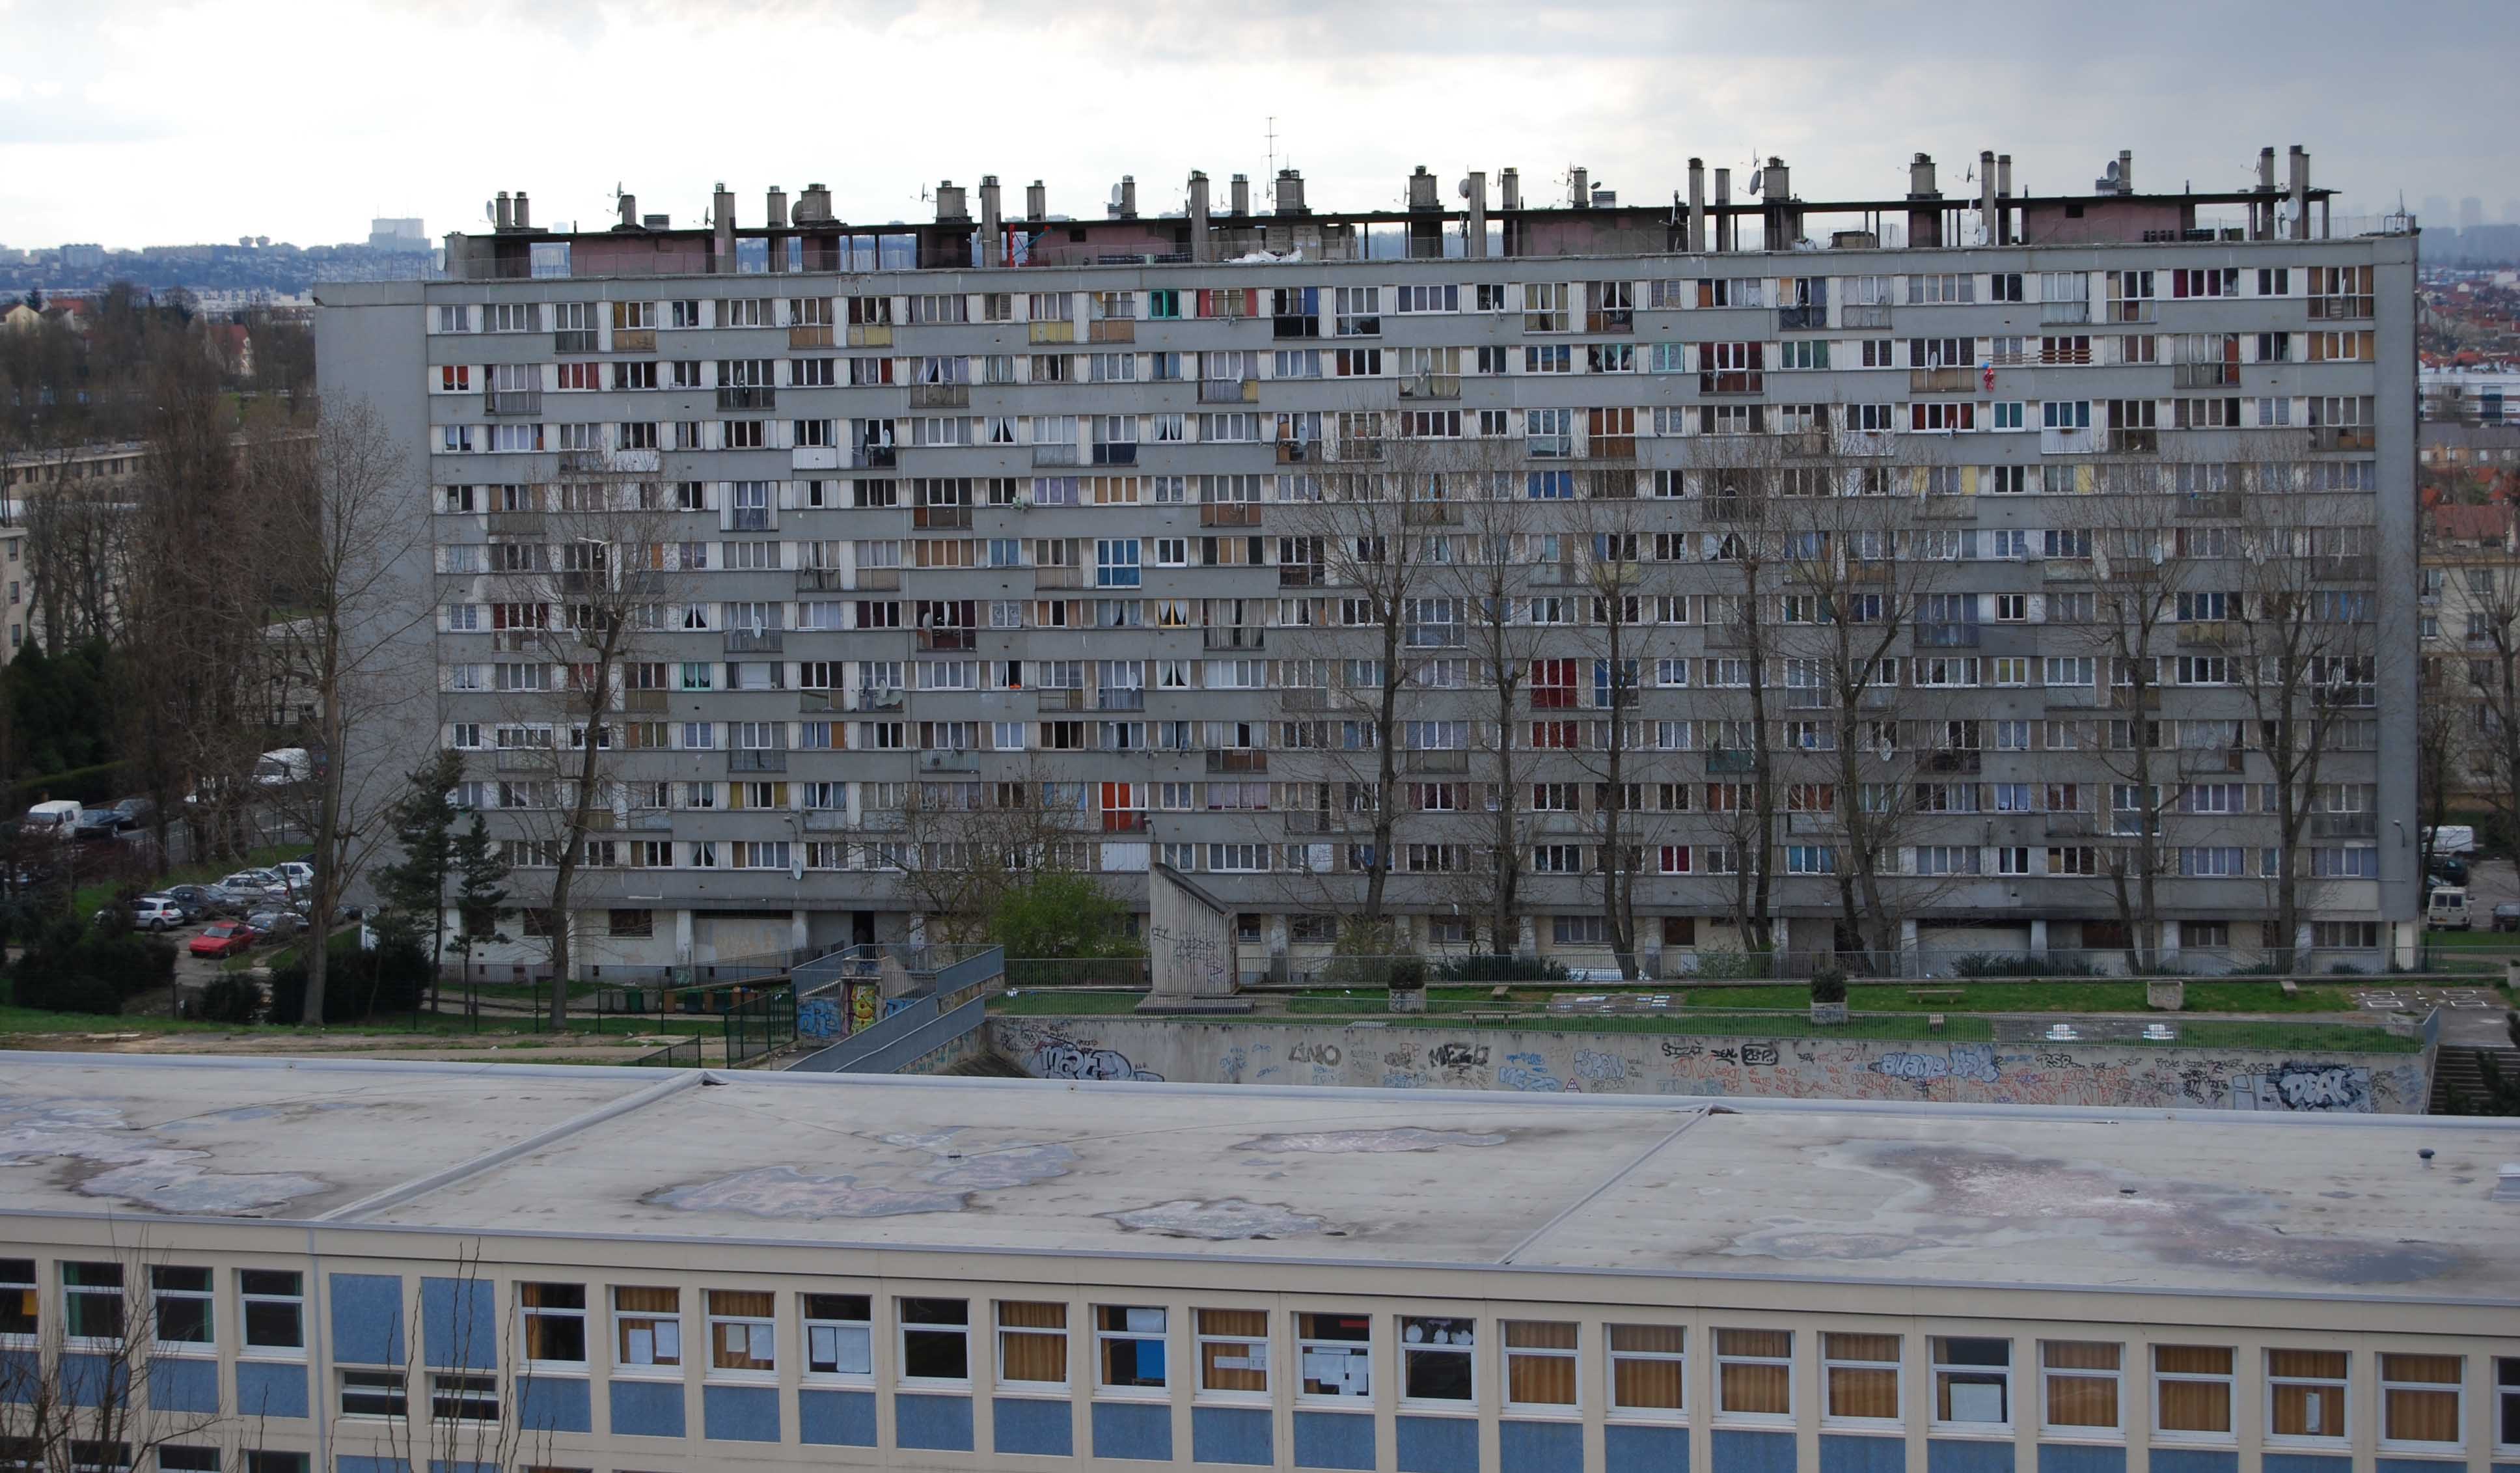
left=2146, top=980, right=2186, bottom=1012
left=1809, top=1001, right=1849, bottom=1026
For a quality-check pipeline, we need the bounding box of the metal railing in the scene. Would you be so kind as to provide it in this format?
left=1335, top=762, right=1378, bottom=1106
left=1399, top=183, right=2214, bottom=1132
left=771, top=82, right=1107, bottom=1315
left=718, top=385, right=776, bottom=411
left=724, top=629, right=785, bottom=653
left=729, top=749, right=789, bottom=773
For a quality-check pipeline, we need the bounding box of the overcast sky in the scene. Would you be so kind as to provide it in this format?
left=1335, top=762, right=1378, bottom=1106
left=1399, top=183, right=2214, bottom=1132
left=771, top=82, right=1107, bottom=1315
left=5, top=0, right=2515, bottom=250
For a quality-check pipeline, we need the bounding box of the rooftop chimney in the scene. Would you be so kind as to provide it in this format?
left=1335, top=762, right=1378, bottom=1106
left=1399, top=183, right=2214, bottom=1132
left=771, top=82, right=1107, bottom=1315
left=1979, top=150, right=1997, bottom=240
left=794, top=184, right=832, bottom=224
left=1687, top=158, right=1706, bottom=252
left=1409, top=165, right=1439, bottom=211
left=1570, top=166, right=1590, bottom=208
left=1026, top=180, right=1046, bottom=220
left=1229, top=173, right=1250, bottom=216
left=1275, top=169, right=1306, bottom=215
left=2258, top=146, right=2278, bottom=191
left=1464, top=170, right=1488, bottom=258
left=979, top=176, right=1003, bottom=266
left=618, top=191, right=638, bottom=230
left=512, top=191, right=530, bottom=230
left=1714, top=167, right=1731, bottom=251
left=1763, top=156, right=1788, bottom=201
left=1500, top=167, right=1521, bottom=212
left=494, top=191, right=512, bottom=231
left=1997, top=155, right=2012, bottom=198
left=2118, top=149, right=2133, bottom=193
left=1908, top=152, right=1938, bottom=199
left=763, top=187, right=786, bottom=270
left=936, top=180, right=968, bottom=222
left=2288, top=145, right=2310, bottom=241
left=1119, top=176, right=1137, bottom=219
left=1188, top=171, right=1212, bottom=262
left=712, top=182, right=735, bottom=267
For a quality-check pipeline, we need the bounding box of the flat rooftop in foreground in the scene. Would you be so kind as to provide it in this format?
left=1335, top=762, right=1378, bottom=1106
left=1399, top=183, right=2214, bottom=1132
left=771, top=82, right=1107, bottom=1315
left=3, top=1053, right=2515, bottom=1305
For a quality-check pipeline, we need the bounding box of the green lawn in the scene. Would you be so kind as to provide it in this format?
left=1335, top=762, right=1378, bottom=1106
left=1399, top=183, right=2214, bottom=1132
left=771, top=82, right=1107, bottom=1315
left=994, top=990, right=1149, bottom=1015
left=1680, top=979, right=2374, bottom=1015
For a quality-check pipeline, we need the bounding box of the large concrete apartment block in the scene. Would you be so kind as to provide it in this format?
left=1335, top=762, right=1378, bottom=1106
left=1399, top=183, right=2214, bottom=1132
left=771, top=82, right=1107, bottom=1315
left=315, top=148, right=2420, bottom=980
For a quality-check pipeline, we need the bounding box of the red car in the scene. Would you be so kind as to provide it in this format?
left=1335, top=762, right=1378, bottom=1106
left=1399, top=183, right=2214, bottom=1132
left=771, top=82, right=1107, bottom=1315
left=188, top=921, right=260, bottom=959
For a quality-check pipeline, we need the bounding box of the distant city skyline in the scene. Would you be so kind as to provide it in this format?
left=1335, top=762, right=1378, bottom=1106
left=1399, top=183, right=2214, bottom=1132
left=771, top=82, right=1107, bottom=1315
left=3, top=0, right=2515, bottom=249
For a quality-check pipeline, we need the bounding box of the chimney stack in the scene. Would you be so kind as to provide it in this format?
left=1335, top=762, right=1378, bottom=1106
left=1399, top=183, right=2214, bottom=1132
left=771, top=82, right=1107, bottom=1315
left=2117, top=149, right=2133, bottom=193
left=1229, top=173, right=1250, bottom=216
left=494, top=191, right=512, bottom=230
left=1570, top=166, right=1589, bottom=208
left=513, top=191, right=531, bottom=230
left=713, top=181, right=735, bottom=268
left=1979, top=150, right=1997, bottom=240
left=1995, top=155, right=2012, bottom=243
left=618, top=191, right=638, bottom=230
left=979, top=175, right=1003, bottom=266
left=936, top=180, right=968, bottom=221
left=763, top=187, right=786, bottom=271
left=1119, top=176, right=1137, bottom=219
left=2288, top=145, right=2310, bottom=240
left=1188, top=171, right=1212, bottom=262
left=1714, top=167, right=1731, bottom=251
left=1687, top=158, right=1706, bottom=252
left=1909, top=152, right=1937, bottom=199
left=1500, top=167, right=1520, bottom=212
left=1464, top=171, right=1488, bottom=258
left=1026, top=180, right=1046, bottom=220
left=2258, top=146, right=2277, bottom=191
left=1409, top=165, right=1439, bottom=211
left=1275, top=169, right=1306, bottom=215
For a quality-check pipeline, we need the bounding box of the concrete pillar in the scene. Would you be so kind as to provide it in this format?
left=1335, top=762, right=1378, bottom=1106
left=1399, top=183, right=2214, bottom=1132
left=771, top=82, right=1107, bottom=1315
left=1686, top=158, right=1706, bottom=253
left=1464, top=171, right=1488, bottom=259
left=2160, top=921, right=2182, bottom=960
left=1187, top=171, right=1212, bottom=263
left=791, top=909, right=810, bottom=956
left=674, top=909, right=695, bottom=965
left=1900, top=918, right=1921, bottom=976
left=2029, top=918, right=2049, bottom=958
left=1517, top=915, right=1537, bottom=955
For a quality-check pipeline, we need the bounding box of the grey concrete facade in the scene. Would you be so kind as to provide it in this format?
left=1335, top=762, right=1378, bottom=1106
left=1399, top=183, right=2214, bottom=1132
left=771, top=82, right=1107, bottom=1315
left=316, top=165, right=2418, bottom=978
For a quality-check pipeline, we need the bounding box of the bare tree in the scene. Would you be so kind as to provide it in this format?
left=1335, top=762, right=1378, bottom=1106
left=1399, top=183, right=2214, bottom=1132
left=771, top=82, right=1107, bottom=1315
left=1690, top=447, right=1783, bottom=954
left=258, top=398, right=433, bottom=1022
left=892, top=757, right=1094, bottom=943
left=1442, top=448, right=1544, bottom=954
left=0, top=1243, right=246, bottom=1473
left=1568, top=487, right=1664, bottom=977
left=336, top=1247, right=553, bottom=1473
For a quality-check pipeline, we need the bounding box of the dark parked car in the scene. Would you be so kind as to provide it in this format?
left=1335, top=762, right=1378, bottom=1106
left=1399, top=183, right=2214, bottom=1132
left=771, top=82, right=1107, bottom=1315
left=111, top=797, right=156, bottom=829
left=2430, top=856, right=2471, bottom=888
left=159, top=884, right=221, bottom=920
left=2495, top=902, right=2520, bottom=933
left=70, top=808, right=124, bottom=841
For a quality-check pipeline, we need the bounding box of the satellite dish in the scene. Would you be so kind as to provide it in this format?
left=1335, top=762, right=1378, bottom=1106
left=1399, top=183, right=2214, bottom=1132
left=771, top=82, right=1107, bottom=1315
left=2103, top=160, right=2122, bottom=184
left=1748, top=169, right=1765, bottom=197
left=1109, top=184, right=1125, bottom=206
left=1456, top=178, right=1471, bottom=199
left=483, top=200, right=495, bottom=223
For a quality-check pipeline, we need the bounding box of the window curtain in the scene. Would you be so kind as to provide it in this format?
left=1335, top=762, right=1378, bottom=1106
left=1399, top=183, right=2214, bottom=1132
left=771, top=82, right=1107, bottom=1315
left=998, top=1301, right=1067, bottom=1384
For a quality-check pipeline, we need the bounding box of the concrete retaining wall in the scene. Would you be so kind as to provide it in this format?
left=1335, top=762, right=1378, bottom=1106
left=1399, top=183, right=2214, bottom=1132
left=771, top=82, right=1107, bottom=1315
left=986, top=1016, right=2429, bottom=1113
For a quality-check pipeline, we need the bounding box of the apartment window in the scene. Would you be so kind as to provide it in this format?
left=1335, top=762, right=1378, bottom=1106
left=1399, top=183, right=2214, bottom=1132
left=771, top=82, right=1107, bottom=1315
left=63, top=1262, right=124, bottom=1340
left=1934, top=1338, right=2010, bottom=1429
left=784, top=1294, right=870, bottom=1379
left=514, top=1284, right=585, bottom=1365
left=1609, top=1325, right=1684, bottom=1416
left=1196, top=1310, right=1268, bottom=1399
left=612, top=1287, right=681, bottom=1369
left=899, top=1299, right=970, bottom=1383
left=1297, top=1312, right=1371, bottom=1398
left=339, top=1368, right=406, bottom=1418
left=706, top=1291, right=774, bottom=1375
left=1, top=1260, right=34, bottom=1338
left=239, top=1271, right=303, bottom=1353
left=2267, top=1350, right=2348, bottom=1442
left=1096, top=1306, right=1166, bottom=1391
left=2154, top=1346, right=2234, bottom=1439
left=1500, top=1323, right=1577, bottom=1411
left=1823, top=1334, right=1900, bottom=1424
left=148, top=1267, right=213, bottom=1347
left=431, top=1373, right=499, bottom=1424
left=1400, top=1317, right=1474, bottom=1404
left=2495, top=1357, right=2518, bottom=1452
left=2042, top=1342, right=2120, bottom=1435
left=972, top=1302, right=1067, bottom=1391
left=159, top=1450, right=217, bottom=1473
left=1717, top=1329, right=1792, bottom=1420
left=2381, top=1354, right=2461, bottom=1448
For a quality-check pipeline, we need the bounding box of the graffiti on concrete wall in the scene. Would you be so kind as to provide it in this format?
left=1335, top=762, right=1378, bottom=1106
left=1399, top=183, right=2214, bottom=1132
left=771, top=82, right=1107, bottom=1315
left=985, top=1018, right=2426, bottom=1113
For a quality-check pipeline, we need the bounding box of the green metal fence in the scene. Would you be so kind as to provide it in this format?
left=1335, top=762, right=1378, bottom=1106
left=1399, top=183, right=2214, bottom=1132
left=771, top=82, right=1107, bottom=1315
left=630, top=1035, right=705, bottom=1067
left=724, top=987, right=799, bottom=1066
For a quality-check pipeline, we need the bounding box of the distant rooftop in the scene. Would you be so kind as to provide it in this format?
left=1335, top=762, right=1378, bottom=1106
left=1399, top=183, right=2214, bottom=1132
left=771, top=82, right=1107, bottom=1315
left=4, top=1053, right=2515, bottom=1307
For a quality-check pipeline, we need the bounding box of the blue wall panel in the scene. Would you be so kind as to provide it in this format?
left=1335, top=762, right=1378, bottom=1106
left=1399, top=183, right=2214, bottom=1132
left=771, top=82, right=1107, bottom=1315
left=1822, top=1434, right=1908, bottom=1473
left=235, top=1362, right=308, bottom=1420
left=2036, top=1446, right=2126, bottom=1473
left=1499, top=1420, right=1581, bottom=1473
left=797, top=1388, right=877, bottom=1446
left=1711, top=1427, right=1796, bottom=1473
left=1928, top=1439, right=2016, bottom=1473
left=328, top=1274, right=404, bottom=1367
left=1093, top=1400, right=1173, bottom=1461
left=1396, top=1415, right=1479, bottom=1473
left=994, top=1397, right=1073, bottom=1457
left=896, top=1392, right=975, bottom=1452
left=702, top=1384, right=780, bottom=1442
left=1293, top=1410, right=1375, bottom=1470
left=516, top=1376, right=590, bottom=1435
left=607, top=1379, right=685, bottom=1438
left=418, top=1278, right=497, bottom=1371
left=146, top=1357, right=218, bottom=1416
left=1192, top=1405, right=1273, bottom=1466
left=1605, top=1423, right=1690, bottom=1473
left=59, top=1354, right=127, bottom=1411
left=337, top=1460, right=407, bottom=1473
left=2150, top=1452, right=2236, bottom=1473
left=2262, top=1456, right=2350, bottom=1473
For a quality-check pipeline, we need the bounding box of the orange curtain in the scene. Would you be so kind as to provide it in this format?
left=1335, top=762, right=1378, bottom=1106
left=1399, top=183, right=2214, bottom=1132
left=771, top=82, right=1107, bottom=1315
left=999, top=1302, right=1067, bottom=1383
left=1614, top=1358, right=1683, bottom=1411
left=1824, top=1335, right=1900, bottom=1419
left=1722, top=1363, right=1792, bottom=1416
left=1199, top=1310, right=1267, bottom=1394
left=2382, top=1355, right=2463, bottom=1442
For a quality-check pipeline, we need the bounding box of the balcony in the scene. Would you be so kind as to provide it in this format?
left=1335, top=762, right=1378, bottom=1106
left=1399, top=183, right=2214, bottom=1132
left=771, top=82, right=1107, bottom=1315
left=2307, top=296, right=2374, bottom=321
left=2042, top=558, right=2093, bottom=582
left=2105, top=428, right=2159, bottom=454
left=1335, top=438, right=1387, bottom=463
left=625, top=689, right=668, bottom=713
left=1205, top=750, right=1268, bottom=775
left=1200, top=378, right=1259, bottom=403
left=1283, top=812, right=1347, bottom=834
left=2178, top=749, right=2246, bottom=776
left=918, top=749, right=979, bottom=773
left=856, top=568, right=903, bottom=591
left=789, top=324, right=834, bottom=349
left=485, top=389, right=543, bottom=416
left=1198, top=502, right=1262, bottom=529
left=2111, top=686, right=2161, bottom=711
left=916, top=628, right=975, bottom=652
left=853, top=446, right=897, bottom=469
left=626, top=810, right=674, bottom=832
left=486, top=510, right=544, bottom=535
left=1584, top=309, right=1634, bottom=334
left=1924, top=750, right=1982, bottom=775
left=910, top=384, right=969, bottom=409
left=1913, top=622, right=1982, bottom=648
left=1095, top=688, right=1146, bottom=711
left=1034, top=564, right=1082, bottom=588
left=730, top=750, right=789, bottom=773
left=2040, top=427, right=2099, bottom=455
left=557, top=450, right=607, bottom=473
left=2310, top=426, right=2376, bottom=452
left=1278, top=565, right=1322, bottom=588
left=1203, top=627, right=1265, bottom=651
left=855, top=689, right=905, bottom=713
left=1275, top=439, right=1317, bottom=464
left=1401, top=750, right=1468, bottom=775
left=1705, top=749, right=1757, bottom=775
left=799, top=691, right=837, bottom=713
left=2105, top=299, right=2157, bottom=324
left=724, top=629, right=786, bottom=654
left=1587, top=437, right=1637, bottom=463
left=2176, top=493, right=2242, bottom=519
left=2174, top=363, right=2240, bottom=389
left=1777, top=305, right=1828, bottom=332
left=2313, top=812, right=2377, bottom=839
left=554, top=329, right=599, bottom=354
left=1524, top=434, right=1572, bottom=458
left=728, top=506, right=774, bottom=532
left=1917, top=494, right=1978, bottom=519
left=1091, top=443, right=1140, bottom=467
left=1910, top=367, right=1973, bottom=394
left=1035, top=689, right=1082, bottom=713
left=1033, top=444, right=1080, bottom=467
left=1695, top=497, right=1755, bottom=522
left=611, top=328, right=657, bottom=352
left=847, top=324, right=893, bottom=348
left=802, top=809, right=850, bottom=831
left=1401, top=502, right=1460, bottom=526
left=1842, top=303, right=1892, bottom=330
left=718, top=385, right=776, bottom=412
left=1398, top=374, right=1461, bottom=400
left=1089, top=319, right=1136, bottom=343
left=1028, top=322, right=1076, bottom=344
left=791, top=447, right=842, bottom=471
left=2178, top=620, right=2232, bottom=646
left=913, top=504, right=972, bottom=530
left=1280, top=688, right=1327, bottom=713
left=2039, top=300, right=2092, bottom=325
left=1698, top=370, right=1764, bottom=396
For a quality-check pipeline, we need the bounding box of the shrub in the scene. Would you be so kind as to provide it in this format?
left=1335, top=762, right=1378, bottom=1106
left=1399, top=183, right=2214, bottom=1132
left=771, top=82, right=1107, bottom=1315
left=1435, top=954, right=1570, bottom=984
left=268, top=933, right=428, bottom=1025
left=1319, top=918, right=1415, bottom=990
left=1689, top=946, right=1772, bottom=980
left=1951, top=952, right=2101, bottom=979
left=1809, top=969, right=1848, bottom=1005
left=1386, top=957, right=1427, bottom=993
left=7, top=913, right=175, bottom=1014
left=197, top=974, right=264, bottom=1024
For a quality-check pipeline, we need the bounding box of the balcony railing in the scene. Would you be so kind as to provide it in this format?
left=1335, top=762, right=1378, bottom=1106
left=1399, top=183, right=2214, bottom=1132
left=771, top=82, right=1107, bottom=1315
left=1705, top=749, right=1757, bottom=774
left=802, top=808, right=850, bottom=831
left=856, top=689, right=905, bottom=712
left=853, top=445, right=897, bottom=469
left=2307, top=296, right=2374, bottom=320
left=799, top=691, right=837, bottom=713
left=2313, top=812, right=2377, bottom=839
left=2177, top=620, right=2231, bottom=646
left=1401, top=750, right=1468, bottom=775
left=1587, top=436, right=1637, bottom=462
left=2310, top=426, right=2376, bottom=452
left=1205, top=750, right=1268, bottom=774
left=1842, top=303, right=1892, bottom=329
left=1095, top=688, right=1146, bottom=711
left=554, top=329, right=599, bottom=354
left=854, top=568, right=901, bottom=590
left=625, top=689, right=669, bottom=713
left=728, top=506, right=773, bottom=531
left=483, top=388, right=544, bottom=417
left=724, top=629, right=786, bottom=654
left=1200, top=502, right=1262, bottom=527
left=1401, top=502, right=1460, bottom=526
left=1695, top=497, right=1755, bottom=522
left=556, top=450, right=607, bottom=473
left=1091, top=443, right=1140, bottom=466
left=1524, top=434, right=1572, bottom=458
left=2176, top=493, right=2241, bottom=519
left=1913, top=622, right=1982, bottom=649
left=918, top=749, right=979, bottom=773
left=730, top=750, right=789, bottom=773
left=1278, top=565, right=1322, bottom=587
left=1035, top=689, right=1081, bottom=713
left=2105, top=428, right=2159, bottom=454
left=1280, top=688, right=1328, bottom=713
left=1399, top=374, right=1461, bottom=400
left=2039, top=300, right=2092, bottom=325
left=2040, top=427, right=2099, bottom=455
left=1203, top=627, right=1265, bottom=651
left=847, top=324, right=893, bottom=348
left=1910, top=367, right=1973, bottom=394
left=912, top=504, right=972, bottom=530
left=789, top=324, right=834, bottom=348
left=909, top=384, right=969, bottom=409
left=611, top=328, right=657, bottom=352
left=1034, top=565, right=1082, bottom=588
left=486, top=510, right=545, bottom=535
left=1699, top=370, right=1763, bottom=395
left=1089, top=319, right=1136, bottom=343
left=1777, top=305, right=1827, bottom=332
left=2104, top=299, right=2157, bottom=324
left=916, top=628, right=974, bottom=652
left=1028, top=322, right=1076, bottom=344
left=2178, top=749, right=2246, bottom=775
left=1033, top=445, right=1080, bottom=467
left=1924, top=750, right=1982, bottom=775
left=1275, top=439, right=1316, bottom=463
left=718, top=385, right=776, bottom=411
left=1584, top=309, right=1634, bottom=334
left=1199, top=378, right=1259, bottom=403
left=2174, top=363, right=2240, bottom=389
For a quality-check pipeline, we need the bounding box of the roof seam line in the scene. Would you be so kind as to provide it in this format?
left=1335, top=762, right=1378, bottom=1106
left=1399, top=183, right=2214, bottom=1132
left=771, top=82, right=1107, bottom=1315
left=1496, top=1107, right=1714, bottom=1266
left=310, top=1068, right=705, bottom=1223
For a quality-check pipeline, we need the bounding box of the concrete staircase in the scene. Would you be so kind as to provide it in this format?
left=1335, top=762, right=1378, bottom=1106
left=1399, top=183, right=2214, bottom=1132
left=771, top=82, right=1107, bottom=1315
left=2429, top=1042, right=2520, bottom=1113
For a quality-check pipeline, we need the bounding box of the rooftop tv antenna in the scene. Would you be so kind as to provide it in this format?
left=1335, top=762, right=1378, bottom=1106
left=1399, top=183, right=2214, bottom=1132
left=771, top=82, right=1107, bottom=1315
left=1266, top=115, right=1277, bottom=186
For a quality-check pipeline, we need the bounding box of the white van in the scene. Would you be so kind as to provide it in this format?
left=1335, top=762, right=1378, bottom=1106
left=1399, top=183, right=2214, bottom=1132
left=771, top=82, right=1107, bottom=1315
left=23, top=799, right=81, bottom=836
left=254, top=749, right=313, bottom=786
left=2424, top=824, right=2478, bottom=857
left=2427, top=886, right=2472, bottom=930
